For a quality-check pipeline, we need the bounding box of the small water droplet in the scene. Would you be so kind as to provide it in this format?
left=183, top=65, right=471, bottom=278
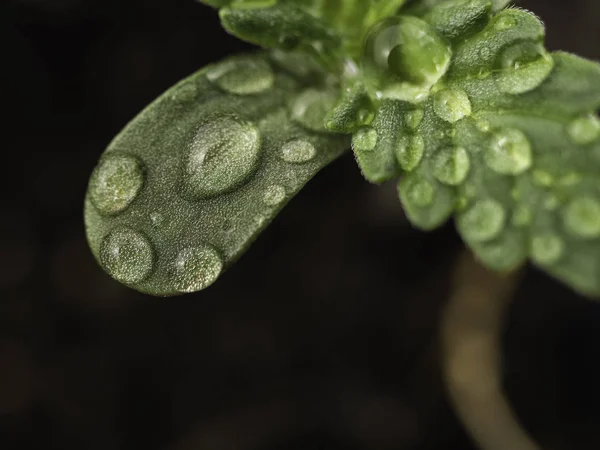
left=150, top=212, right=164, bottom=227
left=531, top=233, right=564, bottom=265
left=433, top=146, right=470, bottom=185
left=353, top=127, right=378, bottom=152
left=494, top=14, right=517, bottom=31
left=406, top=177, right=435, bottom=207
left=459, top=199, right=506, bottom=243
left=532, top=169, right=554, bottom=187
left=263, top=185, right=286, bottom=206
left=89, top=153, right=145, bottom=216
left=280, top=140, right=316, bottom=164
left=206, top=57, right=274, bottom=95
left=433, top=88, right=472, bottom=123
left=494, top=41, right=554, bottom=94
left=512, top=205, right=532, bottom=227
left=182, top=114, right=261, bottom=199
left=361, top=16, right=451, bottom=101
left=567, top=114, right=600, bottom=145
left=396, top=135, right=424, bottom=172
left=405, top=109, right=424, bottom=130
left=290, top=89, right=337, bottom=132
left=563, top=196, right=600, bottom=239
left=100, top=228, right=154, bottom=284
left=485, top=128, right=532, bottom=175
left=173, top=245, right=223, bottom=293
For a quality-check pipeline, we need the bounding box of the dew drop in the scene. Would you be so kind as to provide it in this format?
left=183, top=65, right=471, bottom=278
left=173, top=245, right=223, bottom=293
left=433, top=146, right=470, bottom=185
left=459, top=199, right=506, bottom=243
left=89, top=153, right=144, bottom=216
left=100, top=228, right=154, bottom=284
left=280, top=140, right=316, bottom=164
left=396, top=135, right=424, bottom=172
left=362, top=16, right=451, bottom=101
left=494, top=14, right=517, bottom=31
left=405, top=109, right=424, bottom=130
left=433, top=88, right=472, bottom=123
left=290, top=89, right=337, bottom=132
left=485, top=128, right=532, bottom=175
left=406, top=177, right=435, bottom=207
left=206, top=57, right=274, bottom=95
left=182, top=114, right=261, bottom=199
left=563, top=196, right=600, bottom=239
left=263, top=185, right=286, bottom=207
left=531, top=233, right=564, bottom=265
left=353, top=127, right=378, bottom=152
left=567, top=114, right=600, bottom=146
left=494, top=41, right=554, bottom=95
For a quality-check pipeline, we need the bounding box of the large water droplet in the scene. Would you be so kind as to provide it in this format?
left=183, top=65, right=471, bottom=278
left=459, top=199, right=506, bottom=243
left=280, top=140, right=316, bottom=164
left=433, top=88, right=472, bottom=123
left=353, top=127, right=378, bottom=152
left=206, top=57, right=274, bottom=95
left=494, top=41, right=554, bottom=95
left=485, top=128, right=532, bottom=175
left=396, top=135, right=424, bottom=172
left=89, top=153, right=144, bottom=216
left=100, top=228, right=154, bottom=284
left=173, top=245, right=223, bottom=293
left=405, top=177, right=435, bottom=207
left=182, top=114, right=261, bottom=199
left=567, top=114, right=600, bottom=146
left=563, top=196, right=600, bottom=239
left=362, top=16, right=451, bottom=101
left=433, top=146, right=470, bottom=185
left=290, top=89, right=337, bottom=132
left=263, top=185, right=286, bottom=206
left=531, top=233, right=564, bottom=265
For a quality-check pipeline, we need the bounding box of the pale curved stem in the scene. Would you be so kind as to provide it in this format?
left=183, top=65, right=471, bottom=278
left=441, top=252, right=540, bottom=450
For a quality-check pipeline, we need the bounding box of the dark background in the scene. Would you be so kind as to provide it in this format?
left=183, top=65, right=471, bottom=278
left=2, top=0, right=600, bottom=449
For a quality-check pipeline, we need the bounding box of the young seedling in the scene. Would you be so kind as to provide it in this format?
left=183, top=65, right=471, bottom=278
left=85, top=0, right=600, bottom=297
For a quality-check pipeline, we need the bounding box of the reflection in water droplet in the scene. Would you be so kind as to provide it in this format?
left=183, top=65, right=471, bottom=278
left=290, top=89, right=337, bottom=132
left=353, top=127, right=378, bottom=152
left=405, top=109, right=424, bottom=130
left=280, top=140, right=316, bottom=164
left=89, top=153, right=144, bottom=216
left=206, top=57, right=274, bottom=95
left=433, top=146, right=470, bottom=185
left=563, top=197, right=600, bottom=239
left=173, top=245, right=223, bottom=293
left=531, top=233, right=564, bottom=265
left=362, top=16, right=451, bottom=101
left=406, top=177, right=435, bottom=207
left=494, top=41, right=554, bottom=94
left=433, top=88, right=472, bottom=123
left=396, top=135, right=424, bottom=172
left=567, top=114, right=600, bottom=146
left=182, top=114, right=261, bottom=199
left=100, top=228, right=154, bottom=284
left=485, top=128, right=532, bottom=175
left=263, top=185, right=286, bottom=206
left=459, top=199, right=506, bottom=243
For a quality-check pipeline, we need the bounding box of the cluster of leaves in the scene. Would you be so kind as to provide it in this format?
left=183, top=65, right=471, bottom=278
left=85, top=0, right=600, bottom=297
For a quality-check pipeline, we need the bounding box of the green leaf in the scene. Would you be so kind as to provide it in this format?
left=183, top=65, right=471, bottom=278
left=84, top=52, right=348, bottom=296
left=341, top=1, right=600, bottom=296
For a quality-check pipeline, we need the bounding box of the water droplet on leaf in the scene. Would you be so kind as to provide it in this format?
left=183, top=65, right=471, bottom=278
left=353, top=127, right=378, bottom=152
left=494, top=41, right=554, bottom=94
left=206, top=57, right=274, bottom=95
left=485, top=128, right=532, bottom=175
left=173, top=245, right=223, bottom=293
left=100, top=228, right=154, bottom=284
left=182, top=114, right=261, bottom=199
left=494, top=14, right=517, bottom=31
left=406, top=177, right=435, bottom=207
left=89, top=153, right=144, bottom=216
left=433, top=146, right=470, bottom=185
left=563, top=196, right=600, bottom=239
left=531, top=233, right=564, bottom=265
left=405, top=109, right=424, bottom=130
left=280, top=140, right=316, bottom=164
left=433, top=88, right=472, bottom=123
left=396, top=135, right=424, bottom=172
left=567, top=114, right=600, bottom=145
left=459, top=199, right=506, bottom=243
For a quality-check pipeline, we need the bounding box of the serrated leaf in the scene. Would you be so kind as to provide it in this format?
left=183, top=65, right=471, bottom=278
left=84, top=52, right=348, bottom=296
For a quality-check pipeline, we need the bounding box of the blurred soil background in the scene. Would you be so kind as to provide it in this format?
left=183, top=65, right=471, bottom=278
left=1, top=0, right=600, bottom=449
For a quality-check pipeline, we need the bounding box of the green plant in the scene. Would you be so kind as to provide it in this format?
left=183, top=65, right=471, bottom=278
left=85, top=0, right=600, bottom=297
